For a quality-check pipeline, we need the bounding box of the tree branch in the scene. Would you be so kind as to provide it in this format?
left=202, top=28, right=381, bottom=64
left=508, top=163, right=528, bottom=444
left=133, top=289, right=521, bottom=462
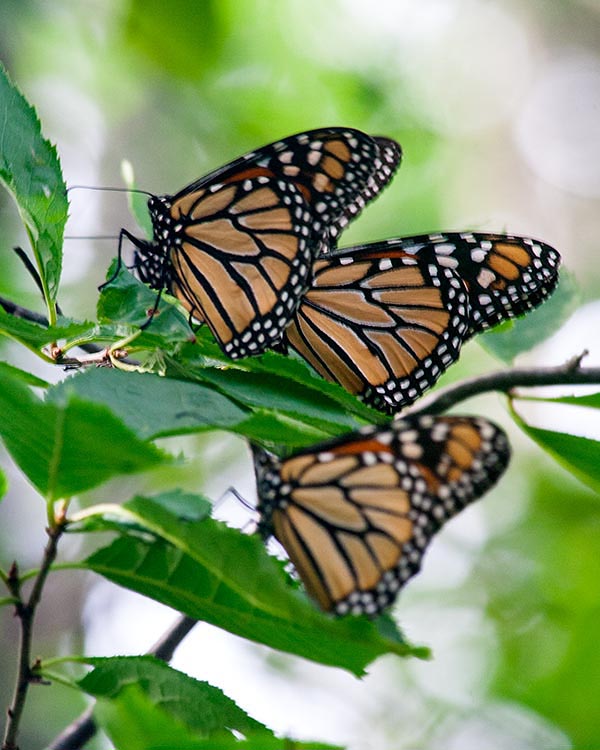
left=408, top=352, right=599, bottom=416
left=0, top=294, right=132, bottom=365
left=2, top=524, right=64, bottom=750
left=46, top=615, right=198, bottom=750
left=150, top=615, right=198, bottom=662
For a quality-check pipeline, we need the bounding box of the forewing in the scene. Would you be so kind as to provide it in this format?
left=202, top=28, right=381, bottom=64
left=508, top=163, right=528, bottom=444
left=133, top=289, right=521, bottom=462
left=174, top=128, right=402, bottom=249
left=168, top=176, right=314, bottom=357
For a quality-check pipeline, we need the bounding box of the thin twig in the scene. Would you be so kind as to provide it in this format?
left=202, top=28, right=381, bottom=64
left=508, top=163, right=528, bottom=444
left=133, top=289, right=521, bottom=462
left=0, top=295, right=131, bottom=364
left=2, top=524, right=64, bottom=750
left=407, top=352, right=599, bottom=416
left=47, top=615, right=198, bottom=750
left=150, top=615, right=198, bottom=662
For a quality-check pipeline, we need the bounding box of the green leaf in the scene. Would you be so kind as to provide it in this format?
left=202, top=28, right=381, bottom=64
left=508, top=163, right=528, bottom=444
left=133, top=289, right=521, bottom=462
left=48, top=368, right=250, bottom=440
left=94, top=683, right=208, bottom=749
left=80, top=656, right=271, bottom=740
left=234, top=410, right=336, bottom=447
left=0, top=305, right=93, bottom=349
left=0, top=361, right=49, bottom=388
left=91, top=679, right=336, bottom=750
left=71, top=489, right=212, bottom=533
left=0, top=304, right=145, bottom=356
left=0, top=63, right=68, bottom=305
left=511, top=406, right=600, bottom=493
left=189, top=365, right=371, bottom=438
left=0, top=369, right=168, bottom=500
left=147, top=738, right=340, bottom=750
left=479, top=268, right=580, bottom=363
left=48, top=366, right=365, bottom=450
left=80, top=496, right=423, bottom=674
left=97, top=264, right=192, bottom=344
left=170, top=739, right=340, bottom=749
left=167, top=336, right=383, bottom=448
left=530, top=392, right=600, bottom=410
left=179, top=332, right=382, bottom=425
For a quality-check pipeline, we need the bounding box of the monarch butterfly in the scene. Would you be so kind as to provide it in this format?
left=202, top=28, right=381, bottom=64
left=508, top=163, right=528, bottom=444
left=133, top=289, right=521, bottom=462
left=281, top=232, right=561, bottom=413
left=253, top=414, right=510, bottom=616
left=124, top=128, right=401, bottom=358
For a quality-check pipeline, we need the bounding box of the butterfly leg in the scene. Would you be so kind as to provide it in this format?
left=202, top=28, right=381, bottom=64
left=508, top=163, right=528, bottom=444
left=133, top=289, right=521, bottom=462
left=98, top=228, right=141, bottom=291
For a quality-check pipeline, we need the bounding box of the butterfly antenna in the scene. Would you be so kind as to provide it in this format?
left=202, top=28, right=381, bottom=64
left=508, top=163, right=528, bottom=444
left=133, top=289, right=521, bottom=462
left=227, top=486, right=255, bottom=512
left=64, top=235, right=119, bottom=241
left=67, top=185, right=154, bottom=198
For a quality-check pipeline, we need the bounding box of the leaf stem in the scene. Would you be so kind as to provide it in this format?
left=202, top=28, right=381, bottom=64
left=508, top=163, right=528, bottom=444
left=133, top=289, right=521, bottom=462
left=2, top=523, right=64, bottom=750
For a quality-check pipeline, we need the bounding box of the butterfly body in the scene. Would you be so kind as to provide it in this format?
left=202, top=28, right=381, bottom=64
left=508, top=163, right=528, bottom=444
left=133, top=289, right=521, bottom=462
left=254, top=414, right=510, bottom=616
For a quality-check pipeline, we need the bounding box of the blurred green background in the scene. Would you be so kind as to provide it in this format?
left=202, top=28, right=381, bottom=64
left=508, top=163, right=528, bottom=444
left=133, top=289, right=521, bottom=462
left=1, top=1, right=600, bottom=748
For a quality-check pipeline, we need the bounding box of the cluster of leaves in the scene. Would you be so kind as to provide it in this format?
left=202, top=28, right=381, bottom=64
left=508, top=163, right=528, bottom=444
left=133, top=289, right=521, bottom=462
left=0, top=61, right=597, bottom=750
left=0, top=64, right=416, bottom=750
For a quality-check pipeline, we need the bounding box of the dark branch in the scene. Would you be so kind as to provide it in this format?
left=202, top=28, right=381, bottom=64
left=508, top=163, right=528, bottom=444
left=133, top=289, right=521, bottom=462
left=12, top=247, right=47, bottom=300
left=408, top=353, right=600, bottom=416
left=2, top=524, right=64, bottom=750
left=150, top=615, right=198, bottom=662
left=0, top=296, right=50, bottom=327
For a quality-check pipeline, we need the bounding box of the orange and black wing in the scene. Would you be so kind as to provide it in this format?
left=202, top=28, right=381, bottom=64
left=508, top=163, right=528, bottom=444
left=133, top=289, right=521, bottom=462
left=282, top=247, right=470, bottom=413
left=152, top=176, right=314, bottom=357
left=132, top=128, right=401, bottom=357
left=351, top=233, right=561, bottom=337
left=253, top=415, right=510, bottom=616
left=317, top=135, right=402, bottom=245
left=176, top=128, right=402, bottom=245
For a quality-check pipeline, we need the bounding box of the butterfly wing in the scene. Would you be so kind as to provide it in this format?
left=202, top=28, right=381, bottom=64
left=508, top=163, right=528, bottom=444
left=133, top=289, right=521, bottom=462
left=135, top=128, right=401, bottom=357
left=254, top=415, right=510, bottom=616
left=322, top=135, right=402, bottom=245
left=174, top=128, right=402, bottom=244
left=282, top=247, right=470, bottom=413
left=150, top=176, right=314, bottom=357
left=364, top=233, right=561, bottom=337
